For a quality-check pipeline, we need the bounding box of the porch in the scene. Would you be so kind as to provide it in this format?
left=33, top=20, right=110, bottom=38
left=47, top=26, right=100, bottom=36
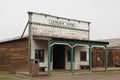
left=30, top=36, right=109, bottom=75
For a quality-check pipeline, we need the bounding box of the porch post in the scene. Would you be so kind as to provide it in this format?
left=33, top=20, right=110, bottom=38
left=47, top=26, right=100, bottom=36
left=70, top=46, right=74, bottom=72
left=48, top=40, right=51, bottom=75
left=28, top=12, right=32, bottom=60
left=104, top=46, right=108, bottom=71
left=89, top=45, right=92, bottom=72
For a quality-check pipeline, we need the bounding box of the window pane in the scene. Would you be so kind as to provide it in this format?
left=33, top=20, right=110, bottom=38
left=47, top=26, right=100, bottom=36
left=39, top=50, right=44, bottom=62
left=35, top=49, right=44, bottom=62
left=35, top=50, right=39, bottom=59
left=80, top=51, right=87, bottom=61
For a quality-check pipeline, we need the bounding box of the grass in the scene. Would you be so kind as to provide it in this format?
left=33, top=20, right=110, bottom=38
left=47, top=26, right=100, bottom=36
left=0, top=70, right=12, bottom=80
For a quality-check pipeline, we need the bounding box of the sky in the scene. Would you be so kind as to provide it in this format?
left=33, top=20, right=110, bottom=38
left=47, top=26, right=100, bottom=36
left=0, top=0, right=120, bottom=40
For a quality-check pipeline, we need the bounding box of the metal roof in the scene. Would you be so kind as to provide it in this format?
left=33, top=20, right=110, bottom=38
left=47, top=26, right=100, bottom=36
left=0, top=35, right=28, bottom=43
left=0, top=35, right=109, bottom=45
left=99, top=38, right=120, bottom=48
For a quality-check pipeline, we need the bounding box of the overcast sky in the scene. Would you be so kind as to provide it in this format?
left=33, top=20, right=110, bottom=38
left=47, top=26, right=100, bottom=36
left=0, top=0, right=120, bottom=40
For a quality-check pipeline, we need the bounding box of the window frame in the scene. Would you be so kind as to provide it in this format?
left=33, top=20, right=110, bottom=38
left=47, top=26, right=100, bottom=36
left=35, top=49, right=45, bottom=62
left=80, top=51, right=87, bottom=61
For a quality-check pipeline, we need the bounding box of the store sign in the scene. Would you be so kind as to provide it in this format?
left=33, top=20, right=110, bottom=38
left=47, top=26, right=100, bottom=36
left=48, top=19, right=77, bottom=28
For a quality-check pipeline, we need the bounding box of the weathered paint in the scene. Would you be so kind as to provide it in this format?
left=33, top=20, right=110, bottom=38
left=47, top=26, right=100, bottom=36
left=27, top=12, right=109, bottom=74
left=30, top=12, right=89, bottom=40
left=65, top=46, right=89, bottom=70
left=31, top=24, right=89, bottom=40
left=31, top=13, right=89, bottom=30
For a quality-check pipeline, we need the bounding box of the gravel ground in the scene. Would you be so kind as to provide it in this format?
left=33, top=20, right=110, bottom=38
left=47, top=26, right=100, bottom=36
left=9, top=71, right=120, bottom=80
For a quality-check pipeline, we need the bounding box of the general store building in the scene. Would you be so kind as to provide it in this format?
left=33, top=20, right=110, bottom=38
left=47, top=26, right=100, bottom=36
left=0, top=12, right=109, bottom=75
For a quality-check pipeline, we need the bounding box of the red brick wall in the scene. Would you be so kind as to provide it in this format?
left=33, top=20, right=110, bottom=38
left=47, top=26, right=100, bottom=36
left=0, top=38, right=29, bottom=72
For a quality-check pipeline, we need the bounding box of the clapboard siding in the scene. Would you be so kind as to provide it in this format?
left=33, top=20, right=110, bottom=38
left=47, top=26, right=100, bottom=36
left=108, top=49, right=120, bottom=67
left=92, top=47, right=104, bottom=67
left=0, top=39, right=29, bottom=72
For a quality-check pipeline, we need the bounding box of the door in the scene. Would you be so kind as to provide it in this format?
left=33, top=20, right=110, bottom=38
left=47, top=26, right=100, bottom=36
left=96, top=52, right=104, bottom=67
left=53, top=45, right=65, bottom=69
left=92, top=47, right=104, bottom=67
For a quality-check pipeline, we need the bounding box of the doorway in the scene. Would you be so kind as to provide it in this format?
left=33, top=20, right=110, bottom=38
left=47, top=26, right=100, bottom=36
left=92, top=47, right=104, bottom=67
left=53, top=45, right=65, bottom=69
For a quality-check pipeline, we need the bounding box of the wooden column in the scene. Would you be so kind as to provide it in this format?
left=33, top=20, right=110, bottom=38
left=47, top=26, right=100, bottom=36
left=28, top=12, right=32, bottom=60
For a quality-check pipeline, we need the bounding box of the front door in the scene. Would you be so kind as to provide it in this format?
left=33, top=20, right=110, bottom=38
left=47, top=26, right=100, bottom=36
left=92, top=47, right=104, bottom=67
left=53, top=45, right=65, bottom=69
left=96, top=52, right=104, bottom=67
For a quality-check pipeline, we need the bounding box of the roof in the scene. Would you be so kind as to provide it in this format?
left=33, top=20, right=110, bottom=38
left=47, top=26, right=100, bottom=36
left=33, top=35, right=109, bottom=45
left=99, top=38, right=120, bottom=48
left=0, top=35, right=109, bottom=45
left=28, top=11, right=91, bottom=24
left=0, top=35, right=28, bottom=43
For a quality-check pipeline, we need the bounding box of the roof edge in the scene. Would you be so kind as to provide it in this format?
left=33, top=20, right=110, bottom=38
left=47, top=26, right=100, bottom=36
left=0, top=35, right=28, bottom=44
left=27, top=11, right=91, bottom=24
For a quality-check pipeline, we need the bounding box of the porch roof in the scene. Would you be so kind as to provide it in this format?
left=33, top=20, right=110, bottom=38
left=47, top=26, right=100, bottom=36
left=52, top=37, right=109, bottom=44
left=33, top=36, right=109, bottom=46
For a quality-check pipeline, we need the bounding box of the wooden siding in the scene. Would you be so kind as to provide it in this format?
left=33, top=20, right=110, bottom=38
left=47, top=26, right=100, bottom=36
left=108, top=49, right=120, bottom=67
left=92, top=47, right=120, bottom=67
left=92, top=47, right=104, bottom=68
left=0, top=39, right=29, bottom=72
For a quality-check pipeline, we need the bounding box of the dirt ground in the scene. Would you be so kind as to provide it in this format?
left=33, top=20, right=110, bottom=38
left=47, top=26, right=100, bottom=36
left=0, top=70, right=120, bottom=80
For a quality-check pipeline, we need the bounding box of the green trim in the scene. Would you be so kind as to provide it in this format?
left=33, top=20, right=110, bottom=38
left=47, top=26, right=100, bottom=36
left=47, top=39, right=108, bottom=73
left=70, top=46, right=74, bottom=72
left=30, top=22, right=89, bottom=32
left=104, top=46, right=108, bottom=71
left=28, top=12, right=32, bottom=60
left=89, top=45, right=92, bottom=72
left=50, top=40, right=107, bottom=47
left=48, top=40, right=51, bottom=75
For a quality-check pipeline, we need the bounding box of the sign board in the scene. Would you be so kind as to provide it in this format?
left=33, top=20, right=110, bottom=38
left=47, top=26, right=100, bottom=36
left=30, top=12, right=90, bottom=40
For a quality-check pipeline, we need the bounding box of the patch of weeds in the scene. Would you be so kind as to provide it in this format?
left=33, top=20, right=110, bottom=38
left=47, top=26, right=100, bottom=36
left=0, top=77, right=12, bottom=80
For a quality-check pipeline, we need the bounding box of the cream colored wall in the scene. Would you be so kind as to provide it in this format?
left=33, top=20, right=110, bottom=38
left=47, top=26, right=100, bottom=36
left=32, top=13, right=89, bottom=30
left=31, top=39, right=52, bottom=71
left=31, top=24, right=88, bottom=40
left=31, top=39, right=89, bottom=71
left=65, top=46, right=89, bottom=70
left=31, top=13, right=89, bottom=40
left=74, top=46, right=89, bottom=70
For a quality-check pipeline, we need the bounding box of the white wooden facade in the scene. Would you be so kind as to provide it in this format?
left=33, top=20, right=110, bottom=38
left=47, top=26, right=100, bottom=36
left=28, top=12, right=108, bottom=73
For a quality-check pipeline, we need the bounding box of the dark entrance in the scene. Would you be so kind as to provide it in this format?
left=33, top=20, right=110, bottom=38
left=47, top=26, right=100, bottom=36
left=53, top=45, right=65, bottom=69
